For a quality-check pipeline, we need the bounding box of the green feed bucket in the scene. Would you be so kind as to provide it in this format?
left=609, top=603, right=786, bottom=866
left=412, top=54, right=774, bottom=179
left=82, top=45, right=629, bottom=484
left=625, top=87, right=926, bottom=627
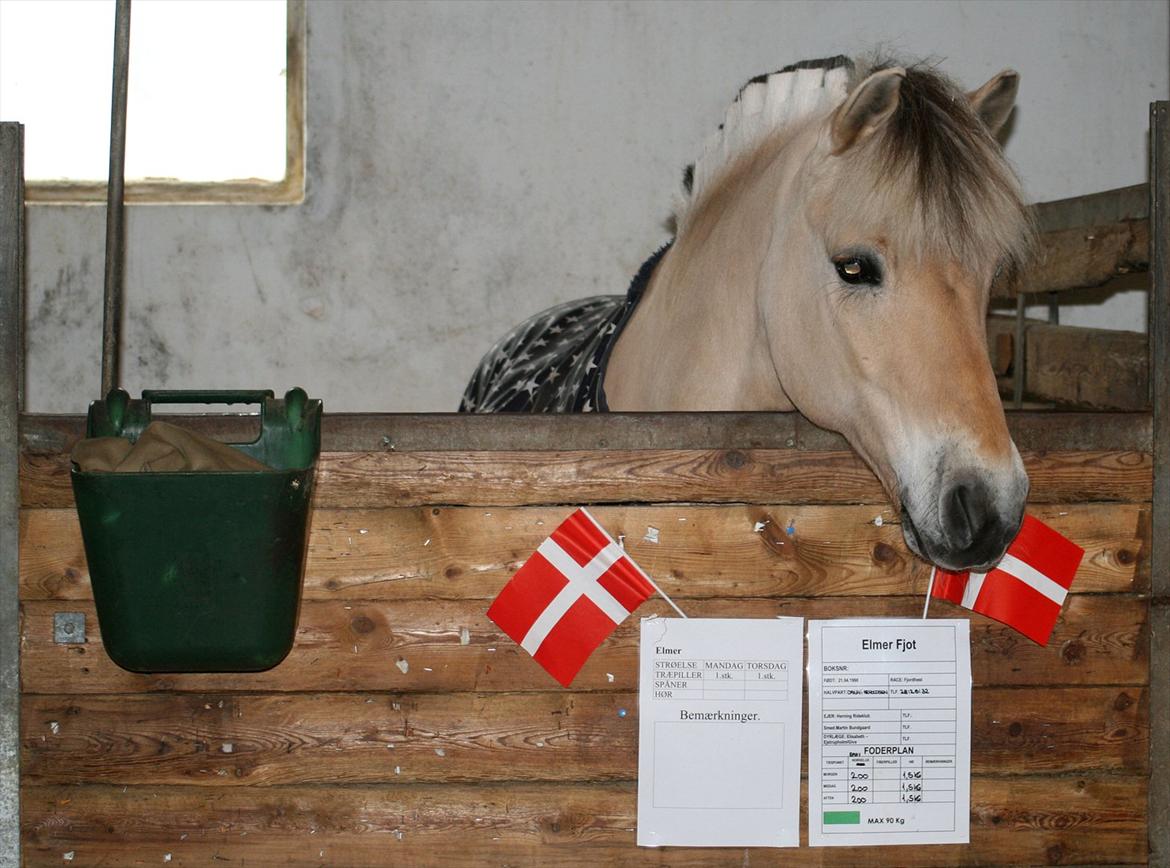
left=70, top=388, right=322, bottom=673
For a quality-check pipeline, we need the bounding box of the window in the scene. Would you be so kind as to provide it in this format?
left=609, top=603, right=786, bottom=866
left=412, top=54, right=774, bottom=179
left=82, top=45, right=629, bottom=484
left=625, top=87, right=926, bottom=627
left=0, top=0, right=304, bottom=203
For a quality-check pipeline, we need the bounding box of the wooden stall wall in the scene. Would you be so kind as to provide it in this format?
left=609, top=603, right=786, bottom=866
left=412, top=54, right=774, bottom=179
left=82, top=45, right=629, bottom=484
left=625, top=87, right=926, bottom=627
left=13, top=160, right=1166, bottom=865
left=17, top=410, right=1152, bottom=866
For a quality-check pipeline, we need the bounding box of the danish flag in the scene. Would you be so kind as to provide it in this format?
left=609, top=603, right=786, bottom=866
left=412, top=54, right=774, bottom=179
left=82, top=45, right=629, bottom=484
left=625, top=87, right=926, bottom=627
left=931, top=514, right=1084, bottom=645
left=487, top=508, right=656, bottom=686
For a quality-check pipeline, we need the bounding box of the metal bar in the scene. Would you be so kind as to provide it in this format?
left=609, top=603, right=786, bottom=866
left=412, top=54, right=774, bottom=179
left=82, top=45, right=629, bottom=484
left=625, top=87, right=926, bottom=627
left=100, top=0, right=131, bottom=397
left=1147, top=99, right=1170, bottom=868
left=1012, top=293, right=1027, bottom=408
left=1046, top=290, right=1059, bottom=326
left=0, top=121, right=26, bottom=868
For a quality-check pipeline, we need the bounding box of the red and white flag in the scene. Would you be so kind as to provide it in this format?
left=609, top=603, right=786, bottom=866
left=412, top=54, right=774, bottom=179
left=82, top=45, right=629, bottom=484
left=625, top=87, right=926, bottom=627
left=487, top=508, right=657, bottom=686
left=930, top=514, right=1084, bottom=645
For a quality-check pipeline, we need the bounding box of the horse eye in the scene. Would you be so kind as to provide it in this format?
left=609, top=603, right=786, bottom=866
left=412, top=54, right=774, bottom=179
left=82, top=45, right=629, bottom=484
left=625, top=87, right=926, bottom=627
left=834, top=255, right=882, bottom=287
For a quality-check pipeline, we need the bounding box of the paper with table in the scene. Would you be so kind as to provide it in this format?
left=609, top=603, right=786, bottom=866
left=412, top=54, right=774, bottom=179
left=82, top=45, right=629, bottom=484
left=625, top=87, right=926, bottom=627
left=637, top=616, right=804, bottom=848
left=808, top=618, right=972, bottom=846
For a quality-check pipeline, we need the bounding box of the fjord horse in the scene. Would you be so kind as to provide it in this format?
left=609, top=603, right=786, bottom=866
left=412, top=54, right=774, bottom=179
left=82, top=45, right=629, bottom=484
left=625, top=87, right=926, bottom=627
left=463, top=57, right=1032, bottom=572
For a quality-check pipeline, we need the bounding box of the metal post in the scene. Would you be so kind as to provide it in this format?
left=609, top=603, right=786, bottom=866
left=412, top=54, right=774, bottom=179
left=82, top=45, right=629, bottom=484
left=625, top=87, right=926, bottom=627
left=101, top=0, right=131, bottom=397
left=1148, top=100, right=1169, bottom=868
left=0, top=121, right=26, bottom=868
left=1012, top=293, right=1027, bottom=408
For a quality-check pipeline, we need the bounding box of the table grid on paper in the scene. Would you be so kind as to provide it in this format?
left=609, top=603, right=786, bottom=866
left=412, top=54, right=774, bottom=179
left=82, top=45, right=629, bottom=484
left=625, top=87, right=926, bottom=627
left=650, top=658, right=789, bottom=701
left=819, top=659, right=957, bottom=808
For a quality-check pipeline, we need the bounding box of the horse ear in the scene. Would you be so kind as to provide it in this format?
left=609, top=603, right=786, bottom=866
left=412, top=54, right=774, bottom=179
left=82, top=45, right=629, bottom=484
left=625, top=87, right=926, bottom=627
left=967, top=70, right=1019, bottom=136
left=830, top=67, right=905, bottom=154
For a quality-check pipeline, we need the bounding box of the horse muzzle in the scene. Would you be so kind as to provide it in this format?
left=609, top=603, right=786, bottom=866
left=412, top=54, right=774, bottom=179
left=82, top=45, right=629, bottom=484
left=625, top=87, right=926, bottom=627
left=899, top=471, right=1028, bottom=573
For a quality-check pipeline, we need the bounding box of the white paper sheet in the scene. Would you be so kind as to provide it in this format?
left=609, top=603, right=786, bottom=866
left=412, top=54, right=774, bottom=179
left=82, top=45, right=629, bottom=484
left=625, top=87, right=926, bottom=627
left=807, top=618, right=971, bottom=846
left=637, top=616, right=804, bottom=848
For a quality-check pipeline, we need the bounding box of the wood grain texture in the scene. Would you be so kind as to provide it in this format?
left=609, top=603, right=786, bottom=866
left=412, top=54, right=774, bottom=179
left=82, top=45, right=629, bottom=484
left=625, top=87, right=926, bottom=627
left=20, top=447, right=1154, bottom=509
left=19, top=503, right=1148, bottom=602
left=988, top=316, right=1149, bottom=410
left=21, top=409, right=1154, bottom=455
left=1023, top=323, right=1147, bottom=411
left=21, top=686, right=1145, bottom=787
left=1032, top=184, right=1147, bottom=234
left=16, top=408, right=1156, bottom=865
left=1008, top=218, right=1150, bottom=298
left=20, top=595, right=1146, bottom=695
left=21, top=777, right=1147, bottom=866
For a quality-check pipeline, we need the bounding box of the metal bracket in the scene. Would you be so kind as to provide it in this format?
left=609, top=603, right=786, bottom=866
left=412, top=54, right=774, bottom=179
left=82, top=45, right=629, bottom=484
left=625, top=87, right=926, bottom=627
left=53, top=612, right=86, bottom=645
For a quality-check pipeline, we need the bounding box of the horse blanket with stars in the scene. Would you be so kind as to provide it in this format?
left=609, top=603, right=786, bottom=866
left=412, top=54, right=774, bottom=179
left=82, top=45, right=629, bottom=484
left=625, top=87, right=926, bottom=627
left=459, top=245, right=670, bottom=413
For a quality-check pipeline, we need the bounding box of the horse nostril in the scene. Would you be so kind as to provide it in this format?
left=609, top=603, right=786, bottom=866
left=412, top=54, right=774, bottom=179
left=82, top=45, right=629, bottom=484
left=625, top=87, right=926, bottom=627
left=943, top=480, right=990, bottom=551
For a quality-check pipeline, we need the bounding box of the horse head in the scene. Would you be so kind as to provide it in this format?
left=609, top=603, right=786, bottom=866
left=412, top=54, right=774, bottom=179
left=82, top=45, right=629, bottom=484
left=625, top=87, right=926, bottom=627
left=759, top=62, right=1032, bottom=571
left=608, top=58, right=1033, bottom=572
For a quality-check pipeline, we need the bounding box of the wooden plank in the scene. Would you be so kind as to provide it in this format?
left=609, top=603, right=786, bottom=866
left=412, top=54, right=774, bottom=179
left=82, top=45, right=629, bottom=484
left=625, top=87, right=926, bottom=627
left=20, top=447, right=1154, bottom=509
left=21, top=685, right=1145, bottom=787
left=23, top=411, right=851, bottom=455
left=1033, top=184, right=1148, bottom=234
left=20, top=777, right=1148, bottom=865
left=19, top=407, right=1154, bottom=456
left=1005, top=218, right=1151, bottom=299
left=309, top=448, right=1151, bottom=508
left=988, top=316, right=1148, bottom=410
left=993, top=183, right=1151, bottom=299
left=19, top=595, right=1146, bottom=695
left=989, top=185, right=1150, bottom=298
left=19, top=503, right=1148, bottom=602
left=21, top=447, right=881, bottom=508
left=1017, top=449, right=1152, bottom=503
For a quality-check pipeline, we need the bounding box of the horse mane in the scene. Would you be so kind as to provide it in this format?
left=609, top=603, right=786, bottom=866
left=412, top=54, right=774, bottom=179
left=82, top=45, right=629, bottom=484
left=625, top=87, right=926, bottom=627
left=675, top=55, right=1035, bottom=278
left=683, top=55, right=853, bottom=206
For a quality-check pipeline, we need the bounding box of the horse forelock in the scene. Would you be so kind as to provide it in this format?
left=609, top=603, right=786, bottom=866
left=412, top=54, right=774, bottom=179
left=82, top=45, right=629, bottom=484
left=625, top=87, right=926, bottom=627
left=824, top=59, right=1035, bottom=278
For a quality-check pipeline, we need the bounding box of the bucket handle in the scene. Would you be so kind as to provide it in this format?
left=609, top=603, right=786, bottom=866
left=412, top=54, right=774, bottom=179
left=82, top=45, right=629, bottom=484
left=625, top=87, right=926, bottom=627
left=142, top=388, right=311, bottom=433
left=141, top=390, right=275, bottom=440
left=141, top=390, right=275, bottom=406
left=94, top=389, right=311, bottom=442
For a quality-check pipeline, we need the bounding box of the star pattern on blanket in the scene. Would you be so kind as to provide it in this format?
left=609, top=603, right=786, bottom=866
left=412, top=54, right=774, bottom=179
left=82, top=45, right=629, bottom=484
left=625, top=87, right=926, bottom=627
left=459, top=295, right=624, bottom=413
left=460, top=244, right=671, bottom=413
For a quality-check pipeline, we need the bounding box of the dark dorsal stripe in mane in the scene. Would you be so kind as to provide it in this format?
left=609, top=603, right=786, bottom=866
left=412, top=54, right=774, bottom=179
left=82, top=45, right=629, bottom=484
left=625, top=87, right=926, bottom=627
left=744, top=54, right=852, bottom=90
left=681, top=55, right=853, bottom=216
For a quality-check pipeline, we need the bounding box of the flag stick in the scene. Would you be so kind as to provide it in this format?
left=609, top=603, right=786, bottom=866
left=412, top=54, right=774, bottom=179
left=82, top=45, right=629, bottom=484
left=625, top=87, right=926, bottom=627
left=646, top=575, right=688, bottom=619
left=922, top=566, right=936, bottom=619
left=580, top=506, right=688, bottom=618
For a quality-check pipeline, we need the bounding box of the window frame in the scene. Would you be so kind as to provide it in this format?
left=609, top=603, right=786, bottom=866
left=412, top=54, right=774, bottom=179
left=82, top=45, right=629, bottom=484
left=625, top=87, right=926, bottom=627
left=24, top=0, right=305, bottom=206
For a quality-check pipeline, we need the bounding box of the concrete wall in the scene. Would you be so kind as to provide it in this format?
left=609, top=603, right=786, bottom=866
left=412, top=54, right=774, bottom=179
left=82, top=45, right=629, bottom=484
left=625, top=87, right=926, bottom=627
left=21, top=0, right=1170, bottom=413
